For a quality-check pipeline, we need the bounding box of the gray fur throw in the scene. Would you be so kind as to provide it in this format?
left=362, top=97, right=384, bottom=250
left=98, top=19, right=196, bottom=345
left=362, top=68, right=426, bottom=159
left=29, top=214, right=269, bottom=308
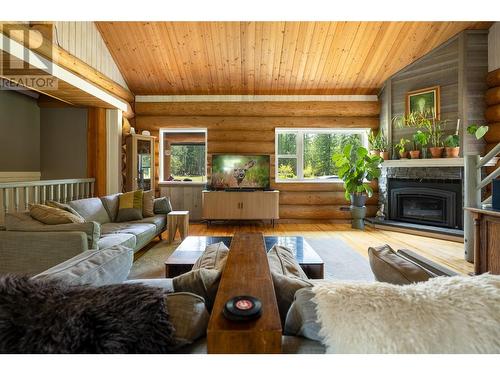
left=0, top=275, right=177, bottom=353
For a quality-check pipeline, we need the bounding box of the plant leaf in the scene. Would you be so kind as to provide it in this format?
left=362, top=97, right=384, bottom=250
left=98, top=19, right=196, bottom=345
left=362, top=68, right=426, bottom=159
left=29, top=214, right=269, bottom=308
left=475, top=125, right=489, bottom=139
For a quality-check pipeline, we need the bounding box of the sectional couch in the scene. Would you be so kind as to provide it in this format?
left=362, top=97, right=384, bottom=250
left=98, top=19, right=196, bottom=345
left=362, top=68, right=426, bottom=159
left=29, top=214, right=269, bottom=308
left=27, top=242, right=326, bottom=354
left=0, top=194, right=167, bottom=276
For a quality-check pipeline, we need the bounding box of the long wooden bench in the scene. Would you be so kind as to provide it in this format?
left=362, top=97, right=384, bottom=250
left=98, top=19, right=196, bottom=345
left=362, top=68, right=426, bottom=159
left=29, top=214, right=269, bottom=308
left=207, top=232, right=282, bottom=354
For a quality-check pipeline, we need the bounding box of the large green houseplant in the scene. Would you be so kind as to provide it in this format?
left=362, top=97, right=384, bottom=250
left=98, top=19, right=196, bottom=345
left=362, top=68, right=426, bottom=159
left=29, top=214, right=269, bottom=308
left=332, top=144, right=383, bottom=229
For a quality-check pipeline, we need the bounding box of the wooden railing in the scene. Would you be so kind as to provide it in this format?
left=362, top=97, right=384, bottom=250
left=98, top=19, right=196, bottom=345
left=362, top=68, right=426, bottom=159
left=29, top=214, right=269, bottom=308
left=464, top=143, right=500, bottom=262
left=0, top=178, right=95, bottom=225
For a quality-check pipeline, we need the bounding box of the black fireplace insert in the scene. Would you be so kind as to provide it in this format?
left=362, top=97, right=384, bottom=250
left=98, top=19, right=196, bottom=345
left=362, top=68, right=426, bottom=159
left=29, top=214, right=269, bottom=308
left=388, top=179, right=462, bottom=229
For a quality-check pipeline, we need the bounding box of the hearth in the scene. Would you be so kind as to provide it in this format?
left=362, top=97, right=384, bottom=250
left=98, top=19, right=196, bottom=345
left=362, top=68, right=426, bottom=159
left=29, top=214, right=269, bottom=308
left=388, top=179, right=462, bottom=229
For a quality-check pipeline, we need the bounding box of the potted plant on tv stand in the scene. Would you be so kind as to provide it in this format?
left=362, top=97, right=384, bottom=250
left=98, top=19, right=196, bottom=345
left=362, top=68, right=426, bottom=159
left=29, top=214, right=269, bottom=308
left=332, top=144, right=383, bottom=230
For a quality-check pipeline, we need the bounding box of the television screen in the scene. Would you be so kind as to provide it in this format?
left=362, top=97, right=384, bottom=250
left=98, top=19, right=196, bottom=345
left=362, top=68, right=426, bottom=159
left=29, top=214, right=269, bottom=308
left=211, top=155, right=270, bottom=189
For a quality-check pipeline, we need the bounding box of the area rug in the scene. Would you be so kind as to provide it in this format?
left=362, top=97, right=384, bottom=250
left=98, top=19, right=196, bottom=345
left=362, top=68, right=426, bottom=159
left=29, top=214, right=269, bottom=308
left=129, top=237, right=374, bottom=281
left=304, top=238, right=375, bottom=281
left=128, top=241, right=178, bottom=279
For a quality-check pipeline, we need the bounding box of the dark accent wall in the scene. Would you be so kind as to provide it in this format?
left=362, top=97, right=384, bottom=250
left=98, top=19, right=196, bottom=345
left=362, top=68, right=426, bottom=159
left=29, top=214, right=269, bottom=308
left=379, top=30, right=489, bottom=156
left=0, top=90, right=40, bottom=171
left=40, top=107, right=88, bottom=179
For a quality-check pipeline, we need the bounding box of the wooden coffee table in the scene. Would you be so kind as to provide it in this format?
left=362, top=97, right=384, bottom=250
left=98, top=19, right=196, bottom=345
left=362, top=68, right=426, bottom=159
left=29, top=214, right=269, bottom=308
left=164, top=235, right=324, bottom=278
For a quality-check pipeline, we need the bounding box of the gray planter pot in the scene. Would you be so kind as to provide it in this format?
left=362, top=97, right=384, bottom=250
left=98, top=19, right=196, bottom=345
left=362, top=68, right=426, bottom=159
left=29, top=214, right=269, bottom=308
left=350, top=193, right=367, bottom=207
left=350, top=193, right=367, bottom=230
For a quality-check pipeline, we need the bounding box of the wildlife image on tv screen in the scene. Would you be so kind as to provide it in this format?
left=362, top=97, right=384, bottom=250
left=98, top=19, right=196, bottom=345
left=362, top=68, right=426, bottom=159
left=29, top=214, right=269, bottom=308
left=211, top=155, right=270, bottom=189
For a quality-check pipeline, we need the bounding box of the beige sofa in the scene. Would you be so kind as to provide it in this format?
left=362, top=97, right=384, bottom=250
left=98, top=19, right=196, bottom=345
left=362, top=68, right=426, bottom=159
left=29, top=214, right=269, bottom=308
left=0, top=194, right=167, bottom=276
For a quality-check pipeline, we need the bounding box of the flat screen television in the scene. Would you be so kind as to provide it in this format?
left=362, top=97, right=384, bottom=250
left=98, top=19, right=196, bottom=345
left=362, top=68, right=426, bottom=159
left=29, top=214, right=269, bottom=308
left=210, top=154, right=270, bottom=190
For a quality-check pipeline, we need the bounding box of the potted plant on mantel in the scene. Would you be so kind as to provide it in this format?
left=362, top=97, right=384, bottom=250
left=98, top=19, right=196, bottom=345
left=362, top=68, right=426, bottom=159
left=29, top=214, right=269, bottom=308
left=332, top=144, right=383, bottom=230
left=379, top=135, right=390, bottom=161
left=368, top=131, right=390, bottom=160
left=368, top=130, right=380, bottom=156
left=394, top=138, right=410, bottom=159
left=393, top=111, right=447, bottom=158
left=444, top=134, right=460, bottom=158
left=410, top=130, right=430, bottom=159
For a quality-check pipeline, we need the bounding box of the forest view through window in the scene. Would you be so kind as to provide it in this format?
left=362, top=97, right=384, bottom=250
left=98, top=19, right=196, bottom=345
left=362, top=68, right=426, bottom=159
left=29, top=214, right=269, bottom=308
left=276, top=129, right=368, bottom=182
left=161, top=129, right=207, bottom=182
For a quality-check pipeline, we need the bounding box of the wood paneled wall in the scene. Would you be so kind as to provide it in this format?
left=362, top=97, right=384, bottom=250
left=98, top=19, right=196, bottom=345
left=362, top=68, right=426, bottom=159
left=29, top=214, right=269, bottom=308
left=379, top=30, right=489, bottom=157
left=135, top=100, right=380, bottom=221
left=87, top=107, right=107, bottom=197
left=53, top=22, right=129, bottom=89
left=379, top=30, right=488, bottom=154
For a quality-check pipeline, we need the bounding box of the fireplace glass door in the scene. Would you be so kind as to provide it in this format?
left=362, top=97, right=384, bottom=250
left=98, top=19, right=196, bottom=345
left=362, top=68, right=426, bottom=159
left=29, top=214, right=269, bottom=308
left=389, top=186, right=458, bottom=228
left=399, top=194, right=446, bottom=224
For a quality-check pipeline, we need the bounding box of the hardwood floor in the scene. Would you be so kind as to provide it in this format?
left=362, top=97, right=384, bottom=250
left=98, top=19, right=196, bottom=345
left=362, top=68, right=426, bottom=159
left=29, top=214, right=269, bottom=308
left=187, top=222, right=473, bottom=275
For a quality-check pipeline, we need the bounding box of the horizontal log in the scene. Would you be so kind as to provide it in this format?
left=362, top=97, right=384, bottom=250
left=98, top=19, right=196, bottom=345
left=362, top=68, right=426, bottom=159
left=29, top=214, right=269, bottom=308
left=279, top=204, right=378, bottom=219
left=271, top=180, right=379, bottom=192
left=485, top=104, right=500, bottom=123
left=163, top=133, right=206, bottom=143
left=207, top=130, right=275, bottom=142
left=487, top=68, right=500, bottom=88
left=483, top=123, right=500, bottom=143
left=486, top=86, right=500, bottom=106
left=279, top=191, right=378, bottom=205
left=207, top=141, right=275, bottom=154
left=135, top=101, right=380, bottom=117
left=135, top=116, right=379, bottom=130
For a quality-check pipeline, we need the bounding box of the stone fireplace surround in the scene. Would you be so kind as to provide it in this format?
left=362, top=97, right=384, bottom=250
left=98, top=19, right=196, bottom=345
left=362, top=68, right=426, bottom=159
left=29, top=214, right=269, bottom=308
left=378, top=166, right=464, bottom=231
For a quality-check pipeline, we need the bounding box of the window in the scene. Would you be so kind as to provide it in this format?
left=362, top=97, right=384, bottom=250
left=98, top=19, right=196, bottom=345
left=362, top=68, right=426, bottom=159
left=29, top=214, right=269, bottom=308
left=159, top=129, right=207, bottom=183
left=275, top=128, right=369, bottom=182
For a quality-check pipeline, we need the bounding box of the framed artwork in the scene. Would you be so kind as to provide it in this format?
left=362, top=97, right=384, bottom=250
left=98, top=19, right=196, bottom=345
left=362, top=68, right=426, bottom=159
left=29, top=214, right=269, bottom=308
left=406, top=86, right=440, bottom=119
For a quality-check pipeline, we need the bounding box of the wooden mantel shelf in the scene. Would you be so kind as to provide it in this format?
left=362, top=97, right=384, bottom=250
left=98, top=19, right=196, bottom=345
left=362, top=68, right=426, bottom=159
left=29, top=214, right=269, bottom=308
left=381, top=157, right=498, bottom=168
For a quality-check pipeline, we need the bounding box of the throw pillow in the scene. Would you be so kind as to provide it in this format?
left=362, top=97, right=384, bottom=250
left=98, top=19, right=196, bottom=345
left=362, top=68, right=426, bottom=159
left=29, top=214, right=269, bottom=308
left=368, top=244, right=432, bottom=285
left=166, top=292, right=210, bottom=350
left=116, top=190, right=144, bottom=222
left=0, top=275, right=177, bottom=353
left=172, top=268, right=221, bottom=311
left=46, top=200, right=85, bottom=220
left=192, top=242, right=230, bottom=270
left=271, top=271, right=313, bottom=324
left=267, top=244, right=308, bottom=280
left=284, top=287, right=322, bottom=342
left=312, top=274, right=500, bottom=353
left=153, top=197, right=172, bottom=214
left=29, top=204, right=85, bottom=225
left=100, top=193, right=121, bottom=222
left=143, top=190, right=155, bottom=217
left=68, top=197, right=111, bottom=224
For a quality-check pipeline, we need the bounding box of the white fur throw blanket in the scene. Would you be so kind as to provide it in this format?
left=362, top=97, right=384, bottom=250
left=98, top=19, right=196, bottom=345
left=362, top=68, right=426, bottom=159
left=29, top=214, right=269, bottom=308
left=312, top=274, right=500, bottom=353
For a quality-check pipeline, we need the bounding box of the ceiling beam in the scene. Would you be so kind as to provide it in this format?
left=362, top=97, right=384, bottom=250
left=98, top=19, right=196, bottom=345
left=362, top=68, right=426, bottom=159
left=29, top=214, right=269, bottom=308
left=0, top=32, right=130, bottom=114
left=0, top=22, right=134, bottom=104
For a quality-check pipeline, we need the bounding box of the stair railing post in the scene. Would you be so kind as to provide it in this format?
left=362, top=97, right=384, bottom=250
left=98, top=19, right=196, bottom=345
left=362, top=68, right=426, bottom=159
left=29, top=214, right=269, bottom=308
left=464, top=154, right=481, bottom=262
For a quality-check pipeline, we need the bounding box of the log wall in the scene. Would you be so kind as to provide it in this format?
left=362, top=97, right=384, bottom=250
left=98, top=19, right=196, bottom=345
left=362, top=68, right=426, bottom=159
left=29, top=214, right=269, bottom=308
left=485, top=68, right=500, bottom=174
left=135, top=100, right=380, bottom=221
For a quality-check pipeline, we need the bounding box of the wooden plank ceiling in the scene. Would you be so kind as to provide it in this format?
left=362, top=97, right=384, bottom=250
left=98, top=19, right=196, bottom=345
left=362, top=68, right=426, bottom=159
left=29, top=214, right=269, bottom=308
left=96, top=21, right=491, bottom=95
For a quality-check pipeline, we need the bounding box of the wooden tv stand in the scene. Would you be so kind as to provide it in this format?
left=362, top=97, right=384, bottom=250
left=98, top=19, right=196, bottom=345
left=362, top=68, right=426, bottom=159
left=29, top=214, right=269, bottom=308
left=202, top=190, right=279, bottom=225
